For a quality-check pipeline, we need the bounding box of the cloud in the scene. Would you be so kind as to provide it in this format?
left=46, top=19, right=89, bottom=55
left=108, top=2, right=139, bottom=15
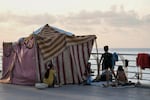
left=0, top=7, right=150, bottom=48
left=0, top=9, right=150, bottom=28
left=103, top=11, right=141, bottom=27
left=142, top=14, right=150, bottom=25
left=63, top=10, right=147, bottom=28
left=0, top=12, right=57, bottom=26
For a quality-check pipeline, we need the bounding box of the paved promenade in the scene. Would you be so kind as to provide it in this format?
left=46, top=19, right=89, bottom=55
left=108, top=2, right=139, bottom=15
left=0, top=83, right=150, bottom=100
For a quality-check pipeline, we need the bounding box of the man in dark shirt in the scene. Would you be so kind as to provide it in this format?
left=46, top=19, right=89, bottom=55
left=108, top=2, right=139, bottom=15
left=99, top=45, right=116, bottom=87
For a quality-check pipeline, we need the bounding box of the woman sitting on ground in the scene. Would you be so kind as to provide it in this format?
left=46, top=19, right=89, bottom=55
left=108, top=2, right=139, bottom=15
left=116, top=65, right=128, bottom=85
left=43, top=62, right=58, bottom=87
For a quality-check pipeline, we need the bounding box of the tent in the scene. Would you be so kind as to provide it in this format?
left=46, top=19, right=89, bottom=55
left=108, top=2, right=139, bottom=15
left=1, top=24, right=97, bottom=86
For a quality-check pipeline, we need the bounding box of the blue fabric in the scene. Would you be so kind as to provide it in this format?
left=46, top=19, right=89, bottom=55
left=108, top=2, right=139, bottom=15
left=112, top=52, right=118, bottom=68
left=87, top=76, right=92, bottom=84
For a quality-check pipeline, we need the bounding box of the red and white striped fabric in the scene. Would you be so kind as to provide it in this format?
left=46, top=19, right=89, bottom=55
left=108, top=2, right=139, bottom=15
left=35, top=24, right=96, bottom=84
left=53, top=40, right=94, bottom=84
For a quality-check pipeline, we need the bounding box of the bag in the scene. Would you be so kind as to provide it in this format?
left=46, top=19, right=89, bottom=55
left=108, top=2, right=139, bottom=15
left=35, top=83, right=48, bottom=89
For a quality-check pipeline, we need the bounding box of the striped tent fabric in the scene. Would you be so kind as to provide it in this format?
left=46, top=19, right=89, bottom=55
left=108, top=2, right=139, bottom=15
left=36, top=24, right=96, bottom=84
left=36, top=24, right=96, bottom=63
left=53, top=40, right=94, bottom=84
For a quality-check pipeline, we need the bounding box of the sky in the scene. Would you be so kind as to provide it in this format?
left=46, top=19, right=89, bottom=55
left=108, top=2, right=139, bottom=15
left=0, top=0, right=150, bottom=48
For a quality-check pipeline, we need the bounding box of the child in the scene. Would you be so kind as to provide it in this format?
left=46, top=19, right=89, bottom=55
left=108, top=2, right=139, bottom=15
left=83, top=62, right=92, bottom=85
left=116, top=65, right=128, bottom=85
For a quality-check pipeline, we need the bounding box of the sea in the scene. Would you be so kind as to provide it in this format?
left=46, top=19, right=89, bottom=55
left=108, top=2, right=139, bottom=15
left=0, top=48, right=150, bottom=84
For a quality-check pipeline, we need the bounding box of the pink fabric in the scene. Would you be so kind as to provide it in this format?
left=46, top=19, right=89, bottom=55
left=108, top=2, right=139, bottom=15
left=11, top=39, right=37, bottom=85
left=2, top=43, right=15, bottom=78
left=136, top=53, right=150, bottom=69
left=1, top=42, right=16, bottom=79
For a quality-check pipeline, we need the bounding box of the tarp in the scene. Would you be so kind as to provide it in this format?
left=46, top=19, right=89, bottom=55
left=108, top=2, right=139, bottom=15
left=1, top=24, right=96, bottom=85
left=2, top=39, right=37, bottom=85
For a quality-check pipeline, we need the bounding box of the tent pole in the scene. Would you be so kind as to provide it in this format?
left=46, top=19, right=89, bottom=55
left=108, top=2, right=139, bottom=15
left=94, top=39, right=100, bottom=77
left=34, top=34, right=42, bottom=82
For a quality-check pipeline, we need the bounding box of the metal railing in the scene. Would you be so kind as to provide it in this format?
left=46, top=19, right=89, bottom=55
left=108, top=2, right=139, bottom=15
left=90, top=52, right=150, bottom=84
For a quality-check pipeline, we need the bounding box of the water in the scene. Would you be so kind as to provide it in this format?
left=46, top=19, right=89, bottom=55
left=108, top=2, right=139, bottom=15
left=90, top=48, right=150, bottom=84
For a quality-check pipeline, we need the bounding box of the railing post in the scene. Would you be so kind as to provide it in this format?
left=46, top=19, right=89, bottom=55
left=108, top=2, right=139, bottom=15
left=94, top=39, right=100, bottom=77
